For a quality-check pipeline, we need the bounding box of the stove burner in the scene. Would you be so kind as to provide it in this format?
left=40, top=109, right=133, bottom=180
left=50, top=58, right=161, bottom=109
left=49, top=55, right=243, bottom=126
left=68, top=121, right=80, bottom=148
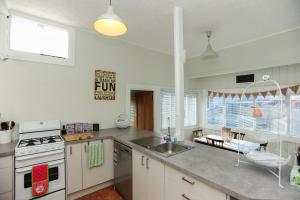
left=18, top=135, right=62, bottom=148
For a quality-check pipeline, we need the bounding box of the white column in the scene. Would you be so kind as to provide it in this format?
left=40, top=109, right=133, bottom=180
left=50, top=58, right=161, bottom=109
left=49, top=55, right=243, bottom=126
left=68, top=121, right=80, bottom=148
left=174, top=6, right=185, bottom=141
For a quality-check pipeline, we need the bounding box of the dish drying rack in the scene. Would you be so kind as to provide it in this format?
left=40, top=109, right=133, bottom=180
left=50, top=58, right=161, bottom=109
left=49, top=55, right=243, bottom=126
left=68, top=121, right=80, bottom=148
left=236, top=76, right=290, bottom=188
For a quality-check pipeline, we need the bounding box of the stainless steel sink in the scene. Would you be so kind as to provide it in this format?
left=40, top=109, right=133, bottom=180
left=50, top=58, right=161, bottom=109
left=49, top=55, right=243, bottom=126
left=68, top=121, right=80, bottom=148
left=130, top=136, right=164, bottom=149
left=131, top=136, right=193, bottom=157
left=152, top=142, right=193, bottom=157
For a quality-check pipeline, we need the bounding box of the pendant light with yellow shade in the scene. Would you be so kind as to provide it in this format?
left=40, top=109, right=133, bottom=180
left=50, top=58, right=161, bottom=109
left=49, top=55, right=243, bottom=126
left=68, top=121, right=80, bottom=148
left=93, top=0, right=127, bottom=36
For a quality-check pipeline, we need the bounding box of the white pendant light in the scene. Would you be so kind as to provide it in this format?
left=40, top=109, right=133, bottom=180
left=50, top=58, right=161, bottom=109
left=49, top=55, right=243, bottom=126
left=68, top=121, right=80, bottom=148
left=93, top=0, right=127, bottom=36
left=201, top=31, right=218, bottom=59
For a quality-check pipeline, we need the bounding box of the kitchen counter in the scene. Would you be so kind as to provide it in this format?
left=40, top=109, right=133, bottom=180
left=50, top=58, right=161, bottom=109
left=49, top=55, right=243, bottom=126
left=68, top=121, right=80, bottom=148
left=0, top=141, right=17, bottom=157
left=1, top=127, right=298, bottom=199
left=65, top=127, right=300, bottom=200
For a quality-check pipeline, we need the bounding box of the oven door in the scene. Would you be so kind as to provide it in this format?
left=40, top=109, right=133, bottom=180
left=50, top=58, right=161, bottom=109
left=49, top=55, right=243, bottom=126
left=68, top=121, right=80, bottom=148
left=15, top=159, right=65, bottom=200
left=35, top=189, right=65, bottom=200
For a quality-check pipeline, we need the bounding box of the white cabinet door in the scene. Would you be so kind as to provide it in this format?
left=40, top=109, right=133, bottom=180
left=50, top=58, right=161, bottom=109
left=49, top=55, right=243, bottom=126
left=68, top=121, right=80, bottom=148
left=146, top=157, right=164, bottom=200
left=82, top=139, right=114, bottom=189
left=132, top=150, right=147, bottom=200
left=0, top=155, right=13, bottom=199
left=0, top=192, right=12, bottom=200
left=133, top=150, right=165, bottom=200
left=66, top=143, right=82, bottom=194
left=165, top=178, right=183, bottom=200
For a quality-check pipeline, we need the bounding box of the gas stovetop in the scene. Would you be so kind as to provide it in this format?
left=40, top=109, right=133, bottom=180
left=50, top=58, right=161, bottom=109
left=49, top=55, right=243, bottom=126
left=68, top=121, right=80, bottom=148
left=15, top=135, right=64, bottom=157
left=15, top=120, right=65, bottom=157
left=18, top=135, right=63, bottom=147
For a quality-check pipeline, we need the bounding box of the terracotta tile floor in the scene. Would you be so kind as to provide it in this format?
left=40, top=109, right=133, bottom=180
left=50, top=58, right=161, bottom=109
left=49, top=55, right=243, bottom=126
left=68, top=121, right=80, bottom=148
left=77, top=186, right=124, bottom=200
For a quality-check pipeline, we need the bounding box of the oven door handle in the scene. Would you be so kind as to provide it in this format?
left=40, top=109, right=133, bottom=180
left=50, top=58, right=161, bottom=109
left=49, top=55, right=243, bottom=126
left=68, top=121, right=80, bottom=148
left=15, top=149, right=64, bottom=161
left=15, top=159, right=64, bottom=173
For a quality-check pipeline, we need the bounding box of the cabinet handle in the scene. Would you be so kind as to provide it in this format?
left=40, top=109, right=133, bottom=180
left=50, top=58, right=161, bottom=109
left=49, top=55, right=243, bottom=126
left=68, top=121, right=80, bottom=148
left=182, top=177, right=195, bottom=185
left=141, top=156, right=144, bottom=166
left=84, top=144, right=87, bottom=152
left=70, top=146, right=72, bottom=155
left=182, top=194, right=191, bottom=200
left=146, top=158, right=149, bottom=169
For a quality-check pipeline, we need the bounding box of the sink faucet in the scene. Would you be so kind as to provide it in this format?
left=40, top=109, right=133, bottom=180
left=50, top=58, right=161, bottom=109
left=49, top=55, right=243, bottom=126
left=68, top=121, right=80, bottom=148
left=165, top=117, right=172, bottom=142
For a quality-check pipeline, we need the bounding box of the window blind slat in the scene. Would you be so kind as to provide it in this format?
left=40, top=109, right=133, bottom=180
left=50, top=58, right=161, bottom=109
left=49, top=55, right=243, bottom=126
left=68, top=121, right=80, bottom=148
left=291, top=96, right=300, bottom=136
left=161, top=91, right=198, bottom=130
left=207, top=94, right=289, bottom=134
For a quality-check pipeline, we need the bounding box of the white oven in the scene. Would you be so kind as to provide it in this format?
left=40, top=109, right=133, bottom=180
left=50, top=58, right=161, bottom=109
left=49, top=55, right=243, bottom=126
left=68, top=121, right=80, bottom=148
left=15, top=158, right=65, bottom=200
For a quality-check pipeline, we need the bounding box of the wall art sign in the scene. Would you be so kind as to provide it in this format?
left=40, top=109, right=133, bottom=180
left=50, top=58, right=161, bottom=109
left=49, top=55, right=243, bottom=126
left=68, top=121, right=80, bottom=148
left=95, top=70, right=116, bottom=100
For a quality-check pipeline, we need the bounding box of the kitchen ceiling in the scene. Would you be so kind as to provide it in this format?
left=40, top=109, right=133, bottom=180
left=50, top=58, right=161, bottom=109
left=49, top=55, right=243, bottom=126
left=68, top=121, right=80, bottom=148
left=5, top=0, right=300, bottom=58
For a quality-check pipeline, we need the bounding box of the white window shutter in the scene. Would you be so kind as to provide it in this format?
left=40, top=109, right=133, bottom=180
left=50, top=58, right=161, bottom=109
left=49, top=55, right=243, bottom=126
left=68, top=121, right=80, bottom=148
left=161, top=90, right=198, bottom=130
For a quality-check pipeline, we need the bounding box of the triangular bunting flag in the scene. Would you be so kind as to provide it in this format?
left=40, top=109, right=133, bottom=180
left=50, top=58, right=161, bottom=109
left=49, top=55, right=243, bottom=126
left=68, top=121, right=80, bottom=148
left=213, top=92, right=217, bottom=97
left=224, top=93, right=230, bottom=99
left=270, top=90, right=277, bottom=97
left=245, top=93, right=252, bottom=99
left=290, top=85, right=299, bottom=94
left=252, top=92, right=259, bottom=100
left=218, top=93, right=224, bottom=97
left=208, top=91, right=212, bottom=96
left=231, top=93, right=236, bottom=98
left=261, top=91, right=268, bottom=98
left=237, top=93, right=242, bottom=99
left=281, top=88, right=288, bottom=96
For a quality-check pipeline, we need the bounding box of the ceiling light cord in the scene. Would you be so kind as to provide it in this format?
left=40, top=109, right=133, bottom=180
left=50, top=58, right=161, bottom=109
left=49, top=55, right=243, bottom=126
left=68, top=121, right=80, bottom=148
left=206, top=31, right=212, bottom=42
left=200, top=31, right=218, bottom=58
left=110, top=0, right=112, bottom=6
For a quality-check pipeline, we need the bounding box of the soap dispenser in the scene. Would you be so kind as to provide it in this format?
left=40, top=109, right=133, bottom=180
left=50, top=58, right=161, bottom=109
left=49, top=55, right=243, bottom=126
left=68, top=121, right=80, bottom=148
left=290, top=146, right=300, bottom=187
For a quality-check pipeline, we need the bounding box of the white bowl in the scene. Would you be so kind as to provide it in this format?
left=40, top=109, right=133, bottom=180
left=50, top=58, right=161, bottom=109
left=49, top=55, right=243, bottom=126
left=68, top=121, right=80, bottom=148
left=0, top=130, right=12, bottom=144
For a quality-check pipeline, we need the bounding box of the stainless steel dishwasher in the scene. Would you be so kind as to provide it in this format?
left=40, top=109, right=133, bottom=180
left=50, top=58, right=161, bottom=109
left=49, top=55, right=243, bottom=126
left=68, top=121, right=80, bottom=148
left=114, top=141, right=132, bottom=200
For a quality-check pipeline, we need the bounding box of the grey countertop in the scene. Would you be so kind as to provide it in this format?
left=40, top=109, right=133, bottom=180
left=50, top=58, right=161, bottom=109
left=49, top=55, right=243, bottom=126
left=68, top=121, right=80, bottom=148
left=0, top=140, right=17, bottom=157
left=2, top=127, right=300, bottom=199
left=66, top=128, right=300, bottom=200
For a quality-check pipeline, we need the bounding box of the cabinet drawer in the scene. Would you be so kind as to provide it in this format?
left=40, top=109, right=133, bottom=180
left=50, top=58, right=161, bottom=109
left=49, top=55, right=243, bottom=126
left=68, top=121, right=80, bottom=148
left=165, top=166, right=226, bottom=200
left=0, top=167, right=12, bottom=193
left=0, top=192, right=12, bottom=200
left=0, top=156, right=12, bottom=169
left=165, top=165, right=197, bottom=188
left=191, top=179, right=225, bottom=200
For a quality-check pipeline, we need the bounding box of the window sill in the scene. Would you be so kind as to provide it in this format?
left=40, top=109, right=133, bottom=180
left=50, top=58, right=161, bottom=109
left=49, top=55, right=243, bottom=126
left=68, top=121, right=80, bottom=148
left=7, top=50, right=75, bottom=66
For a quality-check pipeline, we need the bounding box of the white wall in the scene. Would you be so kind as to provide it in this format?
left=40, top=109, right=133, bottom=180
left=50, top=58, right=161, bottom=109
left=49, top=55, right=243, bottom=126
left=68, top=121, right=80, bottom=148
left=0, top=29, right=175, bottom=129
left=185, top=28, right=300, bottom=79
left=197, top=63, right=300, bottom=91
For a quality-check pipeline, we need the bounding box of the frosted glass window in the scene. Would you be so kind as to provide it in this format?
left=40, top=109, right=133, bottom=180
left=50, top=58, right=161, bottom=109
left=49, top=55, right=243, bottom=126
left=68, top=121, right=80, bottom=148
left=10, top=16, right=69, bottom=58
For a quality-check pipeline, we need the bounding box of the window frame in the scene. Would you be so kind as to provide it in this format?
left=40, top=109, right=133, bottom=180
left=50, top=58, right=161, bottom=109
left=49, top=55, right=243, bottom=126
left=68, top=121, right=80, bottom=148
left=204, top=89, right=300, bottom=139
left=289, top=94, right=300, bottom=137
left=160, top=89, right=199, bottom=131
left=5, top=11, right=75, bottom=66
